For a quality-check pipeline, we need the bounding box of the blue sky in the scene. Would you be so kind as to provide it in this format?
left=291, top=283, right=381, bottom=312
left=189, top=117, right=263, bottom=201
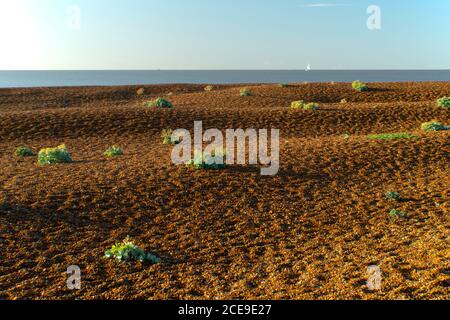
left=1, top=0, right=449, bottom=70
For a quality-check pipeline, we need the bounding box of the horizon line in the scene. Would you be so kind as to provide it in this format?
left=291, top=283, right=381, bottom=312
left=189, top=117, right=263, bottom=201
left=2, top=69, right=450, bottom=72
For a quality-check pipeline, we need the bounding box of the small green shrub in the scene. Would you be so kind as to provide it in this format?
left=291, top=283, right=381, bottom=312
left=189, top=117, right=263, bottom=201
left=240, top=88, right=252, bottom=97
left=385, top=192, right=401, bottom=201
left=278, top=83, right=289, bottom=88
left=104, top=146, right=123, bottom=157
left=105, top=237, right=161, bottom=264
left=291, top=100, right=319, bottom=110
left=389, top=209, right=407, bottom=219
left=161, top=129, right=181, bottom=145
left=436, top=96, right=450, bottom=109
left=186, top=149, right=227, bottom=170
left=303, top=103, right=320, bottom=110
left=15, top=146, right=33, bottom=157
left=421, top=121, right=450, bottom=132
left=368, top=133, right=419, bottom=140
left=144, top=97, right=173, bottom=108
left=38, top=144, right=72, bottom=165
left=352, top=80, right=368, bottom=92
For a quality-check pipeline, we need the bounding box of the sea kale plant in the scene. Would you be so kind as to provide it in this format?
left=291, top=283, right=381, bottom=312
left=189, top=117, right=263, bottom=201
left=161, top=129, right=181, bottom=145
left=352, top=80, right=368, bottom=92
left=389, top=209, right=407, bottom=219
left=421, top=121, right=450, bottom=132
left=15, top=146, right=33, bottom=157
left=291, top=100, right=320, bottom=110
left=368, top=133, right=419, bottom=140
left=385, top=191, right=401, bottom=201
left=104, top=146, right=123, bottom=157
left=38, top=144, right=72, bottom=165
left=105, top=237, right=162, bottom=264
left=436, top=96, right=450, bottom=109
left=186, top=149, right=227, bottom=170
left=240, top=88, right=252, bottom=96
left=144, top=97, right=173, bottom=108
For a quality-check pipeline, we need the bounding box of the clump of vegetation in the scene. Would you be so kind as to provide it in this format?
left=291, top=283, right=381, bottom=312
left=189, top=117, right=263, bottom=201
left=278, top=83, right=289, bottom=88
left=15, top=146, right=33, bottom=157
left=436, top=96, right=450, bottom=109
left=389, top=209, right=407, bottom=219
left=144, top=97, right=173, bottom=108
left=136, top=88, right=145, bottom=96
left=340, top=98, right=348, bottom=104
left=105, top=237, right=162, bottom=264
left=343, top=133, right=351, bottom=139
left=240, top=88, right=252, bottom=96
left=38, top=144, right=72, bottom=165
left=421, top=121, right=450, bottom=132
left=186, top=149, right=227, bottom=170
left=352, top=80, right=368, bottom=92
left=303, top=103, right=320, bottom=110
left=204, top=85, right=214, bottom=92
left=161, top=129, right=181, bottom=145
left=291, top=100, right=320, bottom=110
left=368, top=133, right=419, bottom=140
left=385, top=191, right=401, bottom=201
left=104, top=146, right=123, bottom=157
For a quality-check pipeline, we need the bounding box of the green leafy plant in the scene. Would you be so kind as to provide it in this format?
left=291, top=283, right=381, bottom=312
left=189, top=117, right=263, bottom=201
left=38, top=144, right=72, bottom=165
left=389, top=209, right=407, bottom=219
left=204, top=85, right=214, bottom=92
left=436, top=96, right=450, bottom=109
left=303, top=102, right=320, bottom=110
left=240, top=88, right=252, bottom=97
left=421, top=121, right=450, bottom=132
left=368, top=133, right=419, bottom=140
left=186, top=149, right=227, bottom=170
left=352, top=80, right=368, bottom=92
left=278, top=83, right=289, bottom=88
left=15, top=146, right=33, bottom=157
left=385, top=191, right=401, bottom=201
left=161, top=129, right=181, bottom=145
left=143, top=97, right=173, bottom=108
left=104, top=146, right=123, bottom=157
left=291, top=100, right=320, bottom=110
left=105, top=237, right=162, bottom=264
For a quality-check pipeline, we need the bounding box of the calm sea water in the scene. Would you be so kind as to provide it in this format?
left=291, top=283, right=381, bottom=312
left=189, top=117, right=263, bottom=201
left=0, top=70, right=449, bottom=88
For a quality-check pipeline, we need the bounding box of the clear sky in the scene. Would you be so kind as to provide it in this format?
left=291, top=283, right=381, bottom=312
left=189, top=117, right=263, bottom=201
left=0, top=0, right=449, bottom=70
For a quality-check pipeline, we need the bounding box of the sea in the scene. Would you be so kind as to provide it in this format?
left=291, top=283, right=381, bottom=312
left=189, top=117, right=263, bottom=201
left=0, top=70, right=449, bottom=88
